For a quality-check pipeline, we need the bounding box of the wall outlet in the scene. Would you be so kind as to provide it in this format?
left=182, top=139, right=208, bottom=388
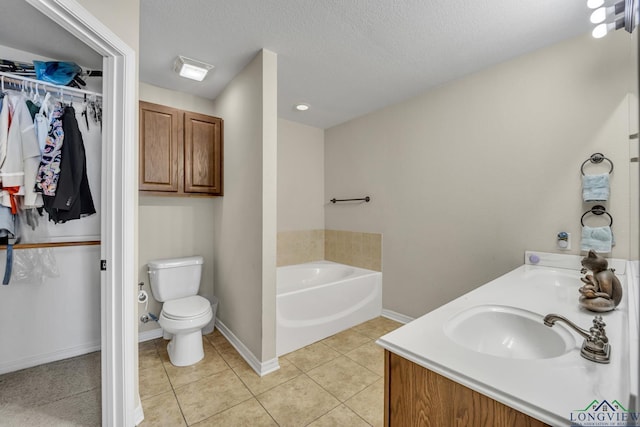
left=557, top=232, right=571, bottom=250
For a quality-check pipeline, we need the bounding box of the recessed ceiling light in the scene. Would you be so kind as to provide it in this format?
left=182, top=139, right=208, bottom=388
left=295, top=103, right=310, bottom=111
left=174, top=56, right=214, bottom=81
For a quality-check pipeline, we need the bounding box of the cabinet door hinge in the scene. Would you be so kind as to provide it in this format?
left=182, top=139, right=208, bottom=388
left=100, top=260, right=107, bottom=271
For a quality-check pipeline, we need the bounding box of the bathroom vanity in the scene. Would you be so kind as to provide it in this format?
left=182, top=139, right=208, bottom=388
left=384, top=351, right=548, bottom=426
left=377, top=252, right=639, bottom=427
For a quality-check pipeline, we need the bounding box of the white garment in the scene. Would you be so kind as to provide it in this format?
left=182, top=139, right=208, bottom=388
left=0, top=96, right=9, bottom=168
left=1, top=93, right=43, bottom=208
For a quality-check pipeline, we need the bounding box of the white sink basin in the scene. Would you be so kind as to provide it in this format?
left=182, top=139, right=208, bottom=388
left=444, top=305, right=575, bottom=359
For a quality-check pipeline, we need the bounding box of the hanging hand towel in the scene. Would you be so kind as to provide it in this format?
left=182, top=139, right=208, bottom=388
left=582, top=173, right=610, bottom=202
left=580, top=225, right=614, bottom=253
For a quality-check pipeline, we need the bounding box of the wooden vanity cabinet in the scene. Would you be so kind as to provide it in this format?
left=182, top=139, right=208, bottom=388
left=139, top=101, right=223, bottom=196
left=384, top=350, right=550, bottom=427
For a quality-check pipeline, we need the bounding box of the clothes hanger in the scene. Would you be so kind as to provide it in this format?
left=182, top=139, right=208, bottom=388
left=81, top=93, right=89, bottom=130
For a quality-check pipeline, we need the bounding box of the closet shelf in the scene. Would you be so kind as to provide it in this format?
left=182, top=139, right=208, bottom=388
left=0, top=240, right=100, bottom=250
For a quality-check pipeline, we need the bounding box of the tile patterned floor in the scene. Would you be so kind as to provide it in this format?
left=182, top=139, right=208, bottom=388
left=140, top=316, right=401, bottom=427
left=0, top=316, right=401, bottom=426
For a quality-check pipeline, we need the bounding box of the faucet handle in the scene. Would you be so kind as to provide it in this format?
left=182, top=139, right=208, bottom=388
left=591, top=315, right=608, bottom=343
left=592, top=315, right=606, bottom=329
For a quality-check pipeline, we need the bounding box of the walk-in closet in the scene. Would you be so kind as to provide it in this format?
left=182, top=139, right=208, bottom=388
left=0, top=1, right=106, bottom=424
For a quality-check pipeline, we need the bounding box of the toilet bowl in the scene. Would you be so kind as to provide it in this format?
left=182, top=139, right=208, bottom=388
left=147, top=256, right=213, bottom=367
left=159, top=295, right=213, bottom=366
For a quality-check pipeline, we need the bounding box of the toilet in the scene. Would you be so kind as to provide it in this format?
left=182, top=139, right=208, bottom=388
left=147, top=256, right=213, bottom=367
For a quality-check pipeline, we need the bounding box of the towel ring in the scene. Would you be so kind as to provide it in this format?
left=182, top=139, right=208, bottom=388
left=581, top=153, right=614, bottom=176
left=581, top=205, right=613, bottom=226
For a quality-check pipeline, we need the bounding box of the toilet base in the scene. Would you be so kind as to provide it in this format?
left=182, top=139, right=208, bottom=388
left=166, top=330, right=205, bottom=366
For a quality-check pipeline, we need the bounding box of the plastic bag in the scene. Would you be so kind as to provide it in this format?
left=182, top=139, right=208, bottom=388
left=33, top=61, right=82, bottom=86
left=12, top=248, right=59, bottom=285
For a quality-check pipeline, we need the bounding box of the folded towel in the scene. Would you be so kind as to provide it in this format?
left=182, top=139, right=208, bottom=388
left=581, top=225, right=614, bottom=253
left=582, top=173, right=610, bottom=202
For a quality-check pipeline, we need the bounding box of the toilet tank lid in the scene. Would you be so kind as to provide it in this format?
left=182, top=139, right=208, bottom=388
left=148, top=256, right=204, bottom=270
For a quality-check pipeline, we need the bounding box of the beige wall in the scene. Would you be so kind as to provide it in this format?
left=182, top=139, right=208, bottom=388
left=261, top=51, right=278, bottom=361
left=277, top=119, right=325, bottom=231
left=137, top=84, right=218, bottom=334
left=211, top=50, right=278, bottom=362
left=325, top=32, right=637, bottom=319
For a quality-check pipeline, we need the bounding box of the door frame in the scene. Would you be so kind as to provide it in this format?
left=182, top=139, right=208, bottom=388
left=25, top=0, right=138, bottom=425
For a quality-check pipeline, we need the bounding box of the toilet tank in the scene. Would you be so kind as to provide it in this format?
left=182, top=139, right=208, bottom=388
left=147, top=256, right=204, bottom=302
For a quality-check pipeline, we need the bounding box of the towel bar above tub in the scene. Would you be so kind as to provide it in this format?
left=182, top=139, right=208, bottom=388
left=581, top=205, right=613, bottom=226
left=581, top=153, right=614, bottom=175
left=330, top=196, right=371, bottom=203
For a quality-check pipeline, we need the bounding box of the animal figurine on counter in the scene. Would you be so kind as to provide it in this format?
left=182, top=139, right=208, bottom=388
left=578, top=250, right=622, bottom=312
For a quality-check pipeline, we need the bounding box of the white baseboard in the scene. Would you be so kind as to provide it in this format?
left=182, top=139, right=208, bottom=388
left=382, top=309, right=414, bottom=324
left=215, top=320, right=280, bottom=377
left=134, top=402, right=144, bottom=426
left=138, top=327, right=163, bottom=342
left=0, top=341, right=101, bottom=375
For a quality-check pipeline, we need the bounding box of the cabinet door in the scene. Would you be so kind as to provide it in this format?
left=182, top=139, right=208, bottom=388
left=139, top=102, right=182, bottom=192
left=184, top=112, right=223, bottom=195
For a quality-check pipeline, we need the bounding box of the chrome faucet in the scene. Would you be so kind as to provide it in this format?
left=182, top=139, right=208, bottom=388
left=543, top=314, right=610, bottom=363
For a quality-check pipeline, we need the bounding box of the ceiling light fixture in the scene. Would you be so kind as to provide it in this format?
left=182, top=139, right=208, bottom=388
left=588, top=0, right=637, bottom=37
left=294, top=103, right=310, bottom=111
left=174, top=56, right=214, bottom=81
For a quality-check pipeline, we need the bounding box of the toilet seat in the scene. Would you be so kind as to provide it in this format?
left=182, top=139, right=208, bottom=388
left=162, top=295, right=210, bottom=320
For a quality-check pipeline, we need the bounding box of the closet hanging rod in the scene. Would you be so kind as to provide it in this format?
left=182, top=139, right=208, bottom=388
left=0, top=71, right=102, bottom=99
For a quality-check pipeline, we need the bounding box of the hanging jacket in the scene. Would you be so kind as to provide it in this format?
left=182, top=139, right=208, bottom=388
left=43, top=105, right=95, bottom=223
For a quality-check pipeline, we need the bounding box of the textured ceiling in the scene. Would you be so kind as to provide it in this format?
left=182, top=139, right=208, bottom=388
left=0, top=1, right=593, bottom=129
left=141, top=0, right=593, bottom=129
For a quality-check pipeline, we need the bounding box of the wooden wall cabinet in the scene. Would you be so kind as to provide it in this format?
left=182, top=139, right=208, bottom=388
left=139, top=101, right=223, bottom=196
left=384, top=350, right=550, bottom=427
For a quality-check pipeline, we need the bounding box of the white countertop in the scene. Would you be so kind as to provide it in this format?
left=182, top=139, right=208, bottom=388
left=377, top=252, right=638, bottom=427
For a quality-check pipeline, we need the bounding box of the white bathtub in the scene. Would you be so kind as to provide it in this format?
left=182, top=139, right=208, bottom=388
left=276, top=261, right=382, bottom=356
